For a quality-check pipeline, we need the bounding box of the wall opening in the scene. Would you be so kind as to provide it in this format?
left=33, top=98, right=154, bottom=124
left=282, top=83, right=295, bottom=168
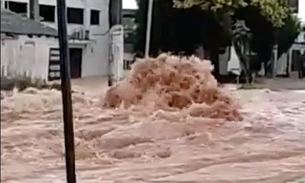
left=90, top=10, right=100, bottom=25
left=39, top=5, right=55, bottom=22
left=69, top=48, right=82, bottom=78
left=286, top=0, right=299, bottom=14
left=67, top=7, right=84, bottom=24
left=5, top=1, right=27, bottom=16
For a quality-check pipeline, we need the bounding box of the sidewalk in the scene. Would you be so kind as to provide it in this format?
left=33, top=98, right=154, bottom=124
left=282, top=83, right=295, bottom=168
left=259, top=78, right=305, bottom=90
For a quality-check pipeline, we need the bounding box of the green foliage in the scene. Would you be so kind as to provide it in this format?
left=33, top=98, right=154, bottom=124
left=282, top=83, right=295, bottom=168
left=134, top=0, right=297, bottom=77
left=171, top=0, right=289, bottom=27
left=276, top=14, right=301, bottom=57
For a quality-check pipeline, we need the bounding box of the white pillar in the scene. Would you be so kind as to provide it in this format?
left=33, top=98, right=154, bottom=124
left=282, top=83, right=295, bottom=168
left=83, top=0, right=90, bottom=30
left=1, top=0, right=5, bottom=8
left=272, top=45, right=278, bottom=78
left=288, top=47, right=293, bottom=75
left=110, top=25, right=124, bottom=82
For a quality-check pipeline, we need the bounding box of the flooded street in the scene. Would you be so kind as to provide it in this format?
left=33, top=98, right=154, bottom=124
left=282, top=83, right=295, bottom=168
left=1, top=56, right=305, bottom=183
left=1, top=87, right=305, bottom=183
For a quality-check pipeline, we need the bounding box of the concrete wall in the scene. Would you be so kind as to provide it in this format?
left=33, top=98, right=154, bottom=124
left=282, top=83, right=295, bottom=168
left=1, top=35, right=58, bottom=81
left=3, top=0, right=110, bottom=77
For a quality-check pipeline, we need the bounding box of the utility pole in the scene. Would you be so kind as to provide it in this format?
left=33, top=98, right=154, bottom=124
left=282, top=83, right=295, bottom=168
left=144, top=0, right=154, bottom=58
left=56, top=0, right=76, bottom=182
left=109, top=0, right=122, bottom=26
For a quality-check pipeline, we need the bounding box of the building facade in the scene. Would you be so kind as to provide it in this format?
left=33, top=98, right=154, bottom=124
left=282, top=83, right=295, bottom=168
left=2, top=0, right=110, bottom=79
left=279, top=0, right=305, bottom=76
left=1, top=8, right=58, bottom=81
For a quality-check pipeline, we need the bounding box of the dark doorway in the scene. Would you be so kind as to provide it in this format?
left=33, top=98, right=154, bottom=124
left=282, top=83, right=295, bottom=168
left=291, top=50, right=301, bottom=72
left=69, top=48, right=82, bottom=78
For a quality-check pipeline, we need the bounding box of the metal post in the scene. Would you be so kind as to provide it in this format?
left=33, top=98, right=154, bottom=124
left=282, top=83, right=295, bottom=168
left=56, top=0, right=76, bottom=183
left=144, top=0, right=153, bottom=58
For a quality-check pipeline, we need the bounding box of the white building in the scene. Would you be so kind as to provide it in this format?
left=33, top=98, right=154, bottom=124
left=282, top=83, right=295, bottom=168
left=1, top=8, right=59, bottom=81
left=1, top=0, right=109, bottom=80
left=277, top=0, right=305, bottom=76
left=226, top=0, right=305, bottom=77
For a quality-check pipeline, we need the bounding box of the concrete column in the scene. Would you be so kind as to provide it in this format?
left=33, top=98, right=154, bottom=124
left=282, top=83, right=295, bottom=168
left=1, top=0, right=5, bottom=8
left=288, top=47, right=293, bottom=76
left=271, top=45, right=278, bottom=78
left=29, top=0, right=39, bottom=21
left=84, top=0, right=90, bottom=29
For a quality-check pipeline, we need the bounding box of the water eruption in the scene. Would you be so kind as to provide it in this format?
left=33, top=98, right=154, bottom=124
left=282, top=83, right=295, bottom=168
left=103, top=54, right=241, bottom=121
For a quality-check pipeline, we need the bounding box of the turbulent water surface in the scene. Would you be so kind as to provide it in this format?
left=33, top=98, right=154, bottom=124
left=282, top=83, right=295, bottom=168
left=1, top=55, right=305, bottom=183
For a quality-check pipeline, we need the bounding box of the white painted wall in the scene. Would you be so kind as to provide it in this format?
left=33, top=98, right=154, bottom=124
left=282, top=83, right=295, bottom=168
left=1, top=35, right=58, bottom=81
left=276, top=52, right=288, bottom=75
left=123, top=0, right=138, bottom=10
left=4, top=0, right=110, bottom=77
left=38, top=0, right=110, bottom=77
left=295, top=31, right=305, bottom=43
left=298, top=0, right=305, bottom=22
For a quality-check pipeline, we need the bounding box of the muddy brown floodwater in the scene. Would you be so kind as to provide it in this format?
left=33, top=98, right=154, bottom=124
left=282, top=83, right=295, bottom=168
left=1, top=55, right=305, bottom=183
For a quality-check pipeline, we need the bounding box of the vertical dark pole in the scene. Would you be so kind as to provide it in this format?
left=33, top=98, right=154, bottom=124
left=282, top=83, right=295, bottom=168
left=109, top=0, right=122, bottom=27
left=56, top=0, right=76, bottom=183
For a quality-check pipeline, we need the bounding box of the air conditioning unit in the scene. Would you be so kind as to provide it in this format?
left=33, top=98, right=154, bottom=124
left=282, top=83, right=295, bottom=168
left=70, top=29, right=90, bottom=40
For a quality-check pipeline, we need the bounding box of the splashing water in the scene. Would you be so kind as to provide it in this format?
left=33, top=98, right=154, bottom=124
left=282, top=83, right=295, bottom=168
left=103, top=54, right=241, bottom=121
left=1, top=54, right=305, bottom=183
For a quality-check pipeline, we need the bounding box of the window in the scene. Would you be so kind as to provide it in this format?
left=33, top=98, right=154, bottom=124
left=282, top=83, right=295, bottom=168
left=90, top=10, right=100, bottom=25
left=287, top=0, right=298, bottom=13
left=67, top=8, right=84, bottom=24
left=39, top=5, right=55, bottom=22
left=5, top=1, right=27, bottom=15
